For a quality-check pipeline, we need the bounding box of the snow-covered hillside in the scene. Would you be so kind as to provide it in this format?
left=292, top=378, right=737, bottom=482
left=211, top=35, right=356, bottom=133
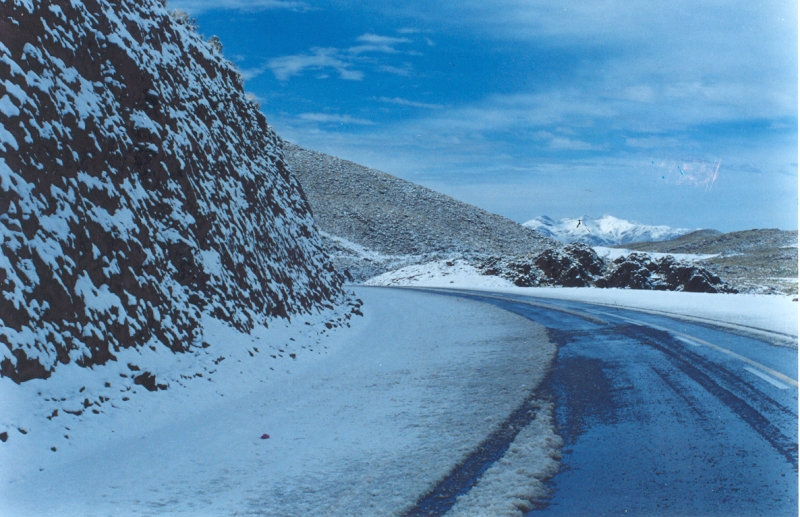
left=0, top=0, right=348, bottom=383
left=523, top=215, right=697, bottom=246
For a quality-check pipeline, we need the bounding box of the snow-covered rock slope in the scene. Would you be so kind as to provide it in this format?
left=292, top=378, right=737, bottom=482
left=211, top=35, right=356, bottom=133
left=284, top=143, right=558, bottom=256
left=0, top=0, right=346, bottom=383
left=524, top=215, right=697, bottom=246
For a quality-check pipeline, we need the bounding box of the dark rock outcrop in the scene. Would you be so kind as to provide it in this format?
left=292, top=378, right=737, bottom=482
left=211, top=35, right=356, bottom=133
left=595, top=254, right=732, bottom=292
left=477, top=244, right=736, bottom=293
left=619, top=229, right=798, bottom=295
left=0, top=0, right=347, bottom=382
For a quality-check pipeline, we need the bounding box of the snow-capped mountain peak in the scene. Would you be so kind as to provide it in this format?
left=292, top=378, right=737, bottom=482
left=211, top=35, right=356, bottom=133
left=522, top=214, right=695, bottom=246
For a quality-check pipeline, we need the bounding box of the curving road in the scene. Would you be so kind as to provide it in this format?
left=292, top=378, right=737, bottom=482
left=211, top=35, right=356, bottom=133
left=406, top=288, right=798, bottom=517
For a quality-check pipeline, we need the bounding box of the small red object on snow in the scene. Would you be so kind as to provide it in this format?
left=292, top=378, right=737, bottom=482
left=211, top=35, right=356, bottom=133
left=260, top=433, right=270, bottom=439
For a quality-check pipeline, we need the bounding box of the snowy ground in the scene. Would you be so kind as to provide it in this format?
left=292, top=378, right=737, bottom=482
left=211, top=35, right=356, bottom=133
left=364, top=258, right=511, bottom=289
left=365, top=262, right=798, bottom=340
left=592, top=246, right=718, bottom=262
left=0, top=288, right=558, bottom=516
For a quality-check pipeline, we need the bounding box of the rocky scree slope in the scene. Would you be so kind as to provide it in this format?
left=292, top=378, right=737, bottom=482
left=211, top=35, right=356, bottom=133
left=620, top=229, right=798, bottom=294
left=283, top=143, right=559, bottom=279
left=0, top=0, right=350, bottom=383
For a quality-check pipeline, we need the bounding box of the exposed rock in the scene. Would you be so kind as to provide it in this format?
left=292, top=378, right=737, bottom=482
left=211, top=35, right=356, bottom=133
left=0, top=0, right=347, bottom=383
left=476, top=244, right=735, bottom=293
left=133, top=371, right=168, bottom=392
left=620, top=229, right=798, bottom=295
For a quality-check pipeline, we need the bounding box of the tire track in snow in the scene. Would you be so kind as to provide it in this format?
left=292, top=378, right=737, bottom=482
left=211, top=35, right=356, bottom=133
left=402, top=393, right=552, bottom=517
left=619, top=324, right=799, bottom=469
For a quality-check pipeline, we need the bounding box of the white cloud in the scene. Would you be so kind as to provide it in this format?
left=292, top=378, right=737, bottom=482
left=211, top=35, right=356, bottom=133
left=397, top=27, right=431, bottom=35
left=377, top=64, right=414, bottom=77
left=354, top=0, right=797, bottom=124
left=239, top=64, right=270, bottom=81
left=625, top=136, right=681, bottom=149
left=377, top=97, right=443, bottom=109
left=533, top=130, right=605, bottom=151
left=355, top=33, right=411, bottom=45
left=266, top=33, right=417, bottom=81
left=547, top=137, right=605, bottom=151
left=268, top=48, right=364, bottom=81
left=347, top=33, right=412, bottom=55
left=167, top=0, right=308, bottom=15
left=298, top=113, right=374, bottom=125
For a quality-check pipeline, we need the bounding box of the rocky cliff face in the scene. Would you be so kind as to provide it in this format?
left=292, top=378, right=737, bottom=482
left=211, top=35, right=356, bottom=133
left=0, top=0, right=346, bottom=383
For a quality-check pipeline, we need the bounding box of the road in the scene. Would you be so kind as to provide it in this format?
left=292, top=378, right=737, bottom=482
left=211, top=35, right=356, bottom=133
left=3, top=286, right=795, bottom=516
left=407, top=288, right=798, bottom=517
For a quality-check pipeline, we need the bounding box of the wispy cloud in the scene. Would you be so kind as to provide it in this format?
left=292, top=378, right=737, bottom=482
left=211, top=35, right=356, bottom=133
left=548, top=137, right=605, bottom=151
left=625, top=136, right=680, bottom=149
left=377, top=97, right=443, bottom=109
left=220, top=0, right=795, bottom=231
left=348, top=33, right=411, bottom=54
left=377, top=64, right=414, bottom=77
left=268, top=48, right=364, bottom=81
left=266, top=33, right=417, bottom=81
left=298, top=113, right=374, bottom=125
left=239, top=64, right=270, bottom=81
left=533, top=131, right=605, bottom=151
left=168, top=0, right=309, bottom=15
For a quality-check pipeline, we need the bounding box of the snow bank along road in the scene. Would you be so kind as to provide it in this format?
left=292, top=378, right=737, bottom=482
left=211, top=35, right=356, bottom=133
left=411, top=287, right=798, bottom=516
left=3, top=286, right=796, bottom=515
left=1, top=287, right=560, bottom=516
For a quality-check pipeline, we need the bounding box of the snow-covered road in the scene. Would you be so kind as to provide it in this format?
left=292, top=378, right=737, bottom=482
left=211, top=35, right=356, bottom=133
left=1, top=288, right=559, bottom=516
left=412, top=289, right=797, bottom=516
left=3, top=286, right=796, bottom=516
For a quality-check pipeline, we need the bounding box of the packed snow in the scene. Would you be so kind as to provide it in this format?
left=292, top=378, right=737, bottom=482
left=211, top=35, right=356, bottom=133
left=364, top=258, right=515, bottom=288
left=0, top=287, right=558, bottom=516
left=524, top=214, right=695, bottom=246
left=366, top=264, right=798, bottom=339
left=593, top=246, right=718, bottom=262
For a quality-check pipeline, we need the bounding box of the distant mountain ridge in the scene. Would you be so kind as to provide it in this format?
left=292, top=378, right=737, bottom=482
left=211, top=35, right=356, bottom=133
left=523, top=214, right=698, bottom=246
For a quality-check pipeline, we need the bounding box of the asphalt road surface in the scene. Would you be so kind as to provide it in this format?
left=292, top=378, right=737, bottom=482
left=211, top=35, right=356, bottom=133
left=410, top=288, right=798, bottom=517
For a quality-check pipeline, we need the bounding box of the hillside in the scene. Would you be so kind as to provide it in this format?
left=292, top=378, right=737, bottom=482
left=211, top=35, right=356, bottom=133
left=0, top=0, right=348, bottom=383
left=283, top=143, right=558, bottom=279
left=619, top=229, right=798, bottom=294
left=524, top=214, right=697, bottom=246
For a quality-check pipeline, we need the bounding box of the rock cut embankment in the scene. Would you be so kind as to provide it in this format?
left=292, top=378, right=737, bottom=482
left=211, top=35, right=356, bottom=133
left=0, top=0, right=348, bottom=382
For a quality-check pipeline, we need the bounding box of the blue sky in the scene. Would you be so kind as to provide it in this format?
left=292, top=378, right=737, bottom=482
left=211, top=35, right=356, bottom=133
left=171, top=0, right=797, bottom=231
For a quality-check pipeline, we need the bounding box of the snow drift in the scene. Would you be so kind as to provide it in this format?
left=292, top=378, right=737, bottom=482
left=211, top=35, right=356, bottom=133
left=0, top=0, right=347, bottom=383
